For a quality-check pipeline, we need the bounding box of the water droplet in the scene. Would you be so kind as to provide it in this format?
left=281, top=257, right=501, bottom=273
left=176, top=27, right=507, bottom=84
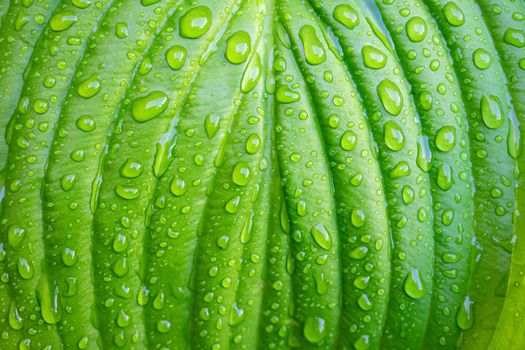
left=226, top=31, right=251, bottom=64
left=9, top=302, right=23, bottom=330
left=437, top=163, right=453, bottom=191
left=349, top=246, right=368, bottom=260
left=229, top=303, right=245, bottom=326
left=362, top=45, right=386, bottom=69
left=8, top=226, right=25, bottom=248
left=299, top=25, right=326, bottom=66
left=241, top=54, right=262, bottom=92
left=354, top=335, right=370, bottom=350
left=131, top=91, right=169, bottom=122
left=406, top=16, right=427, bottom=42
left=377, top=79, right=403, bottom=116
left=179, top=6, right=212, bottom=39
left=120, top=159, right=142, bottom=178
left=340, top=130, right=358, bottom=151
left=77, top=74, right=101, bottom=98
left=76, top=115, right=96, bottom=132
left=310, top=224, right=332, bottom=250
left=166, top=45, right=187, bottom=70
left=456, top=296, right=474, bottom=330
left=442, top=2, right=465, bottom=26
left=50, top=11, right=77, bottom=32
left=232, top=162, right=251, bottom=186
left=34, top=98, right=49, bottom=114
left=115, top=22, right=128, bottom=39
left=225, top=196, right=241, bottom=214
left=112, top=257, right=129, bottom=277
left=157, top=319, right=171, bottom=333
left=115, top=185, right=140, bottom=200
left=71, top=0, right=91, bottom=8
left=354, top=276, right=370, bottom=290
left=246, top=133, right=261, bottom=154
left=404, top=269, right=426, bottom=299
left=383, top=121, right=405, bottom=151
left=390, top=161, right=411, bottom=178
left=357, top=293, right=373, bottom=311
left=333, top=4, right=359, bottom=29
left=480, top=94, right=504, bottom=129
left=504, top=28, right=525, bottom=48
left=435, top=126, right=456, bottom=152
left=417, top=136, right=432, bottom=172
left=61, top=248, right=77, bottom=267
left=276, top=86, right=300, bottom=104
left=402, top=185, right=415, bottom=204
left=153, top=290, right=165, bottom=310
left=17, top=258, right=34, bottom=280
left=303, top=317, right=326, bottom=344
left=473, top=48, right=492, bottom=70
left=351, top=208, right=366, bottom=228
left=37, top=277, right=62, bottom=324
left=205, top=114, right=221, bottom=138
left=170, top=177, right=187, bottom=196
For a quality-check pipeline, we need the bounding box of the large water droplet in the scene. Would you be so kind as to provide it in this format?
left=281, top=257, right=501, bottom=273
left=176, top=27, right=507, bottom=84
left=383, top=121, right=405, bottom=151
left=299, top=25, right=326, bottom=65
left=435, top=126, right=456, bottom=152
left=406, top=16, right=427, bottom=42
left=480, top=94, right=504, bottom=129
left=403, top=269, right=426, bottom=299
left=377, top=79, right=403, bottom=116
left=179, top=6, right=212, bottom=39
left=165, top=45, right=187, bottom=70
left=50, top=11, right=77, bottom=32
left=362, top=45, right=386, bottom=69
left=442, top=2, right=465, bottom=26
left=333, top=4, right=359, bottom=29
left=303, top=317, right=326, bottom=344
left=131, top=91, right=168, bottom=122
left=226, top=31, right=251, bottom=64
left=456, top=296, right=474, bottom=330
left=77, top=74, right=101, bottom=98
left=310, top=224, right=332, bottom=250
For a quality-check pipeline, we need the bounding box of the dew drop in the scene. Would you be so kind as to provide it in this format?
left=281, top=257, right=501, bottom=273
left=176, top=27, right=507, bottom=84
left=333, top=4, right=359, bottom=29
left=131, top=91, right=169, bottom=122
left=50, top=11, right=77, bottom=32
left=377, top=79, right=403, bottom=116
left=303, top=317, right=326, bottom=344
left=404, top=269, right=426, bottom=299
left=406, top=16, right=427, bottom=42
left=165, top=45, right=187, bottom=70
left=362, top=45, right=387, bottom=69
left=226, top=31, right=251, bottom=65
left=179, top=6, right=212, bottom=39
left=299, top=25, right=326, bottom=65
left=310, top=224, right=332, bottom=250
